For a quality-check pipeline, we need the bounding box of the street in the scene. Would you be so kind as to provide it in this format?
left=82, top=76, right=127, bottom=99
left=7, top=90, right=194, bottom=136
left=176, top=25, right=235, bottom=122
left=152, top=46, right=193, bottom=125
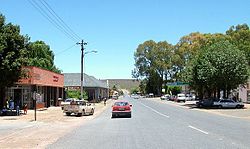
left=48, top=96, right=250, bottom=149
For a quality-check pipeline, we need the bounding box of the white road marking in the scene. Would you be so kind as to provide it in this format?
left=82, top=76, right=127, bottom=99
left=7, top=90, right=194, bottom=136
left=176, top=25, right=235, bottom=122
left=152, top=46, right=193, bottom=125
left=188, top=125, right=209, bottom=135
left=139, top=102, right=170, bottom=118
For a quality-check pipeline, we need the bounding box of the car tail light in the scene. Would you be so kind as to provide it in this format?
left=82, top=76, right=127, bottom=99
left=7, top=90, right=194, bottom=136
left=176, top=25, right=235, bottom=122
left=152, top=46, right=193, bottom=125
left=125, top=106, right=131, bottom=110
left=112, top=106, right=118, bottom=111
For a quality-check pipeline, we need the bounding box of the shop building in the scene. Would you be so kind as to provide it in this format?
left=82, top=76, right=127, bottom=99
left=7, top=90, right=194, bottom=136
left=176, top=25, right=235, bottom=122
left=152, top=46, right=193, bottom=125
left=239, top=80, right=250, bottom=103
left=6, top=66, right=64, bottom=109
left=64, top=73, right=109, bottom=102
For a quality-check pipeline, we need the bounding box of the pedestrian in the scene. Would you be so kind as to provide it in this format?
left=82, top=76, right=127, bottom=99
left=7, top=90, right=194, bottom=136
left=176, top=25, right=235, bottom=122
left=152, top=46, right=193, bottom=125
left=16, top=105, right=20, bottom=116
left=23, top=104, right=28, bottom=115
left=104, top=98, right=107, bottom=106
left=2, top=106, right=7, bottom=116
left=16, top=99, right=21, bottom=116
left=9, top=97, right=14, bottom=111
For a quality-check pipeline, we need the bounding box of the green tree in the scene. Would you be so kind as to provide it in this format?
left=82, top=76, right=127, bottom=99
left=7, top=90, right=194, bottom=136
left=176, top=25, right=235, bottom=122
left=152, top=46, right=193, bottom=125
left=185, top=40, right=249, bottom=98
left=133, top=40, right=173, bottom=95
left=226, top=24, right=250, bottom=65
left=66, top=90, right=88, bottom=100
left=0, top=14, right=28, bottom=108
left=26, top=41, right=61, bottom=73
left=167, top=86, right=182, bottom=95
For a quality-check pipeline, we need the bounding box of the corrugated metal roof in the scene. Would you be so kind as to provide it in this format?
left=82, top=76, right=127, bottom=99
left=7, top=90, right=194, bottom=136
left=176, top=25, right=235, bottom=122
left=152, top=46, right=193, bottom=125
left=64, top=73, right=108, bottom=89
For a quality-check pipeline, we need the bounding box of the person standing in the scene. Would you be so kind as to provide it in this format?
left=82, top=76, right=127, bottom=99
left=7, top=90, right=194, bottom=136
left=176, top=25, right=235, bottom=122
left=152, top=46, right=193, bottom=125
left=16, top=99, right=20, bottom=116
left=23, top=104, right=28, bottom=115
left=104, top=98, right=107, bottom=106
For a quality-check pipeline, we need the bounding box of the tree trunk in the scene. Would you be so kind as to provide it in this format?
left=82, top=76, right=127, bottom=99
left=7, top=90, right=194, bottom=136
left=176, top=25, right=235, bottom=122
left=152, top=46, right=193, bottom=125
left=223, top=89, right=226, bottom=99
left=198, top=85, right=203, bottom=99
left=213, top=89, right=216, bottom=98
left=0, top=87, right=6, bottom=109
left=226, top=88, right=231, bottom=99
left=217, top=88, right=220, bottom=99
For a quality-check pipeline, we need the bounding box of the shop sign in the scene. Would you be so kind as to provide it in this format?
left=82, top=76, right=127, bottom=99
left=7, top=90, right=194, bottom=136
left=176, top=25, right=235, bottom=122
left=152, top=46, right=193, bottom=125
left=53, top=76, right=59, bottom=82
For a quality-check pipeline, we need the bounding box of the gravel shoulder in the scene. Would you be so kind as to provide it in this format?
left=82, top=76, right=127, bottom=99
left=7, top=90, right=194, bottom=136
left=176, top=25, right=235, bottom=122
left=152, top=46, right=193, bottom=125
left=0, top=99, right=114, bottom=149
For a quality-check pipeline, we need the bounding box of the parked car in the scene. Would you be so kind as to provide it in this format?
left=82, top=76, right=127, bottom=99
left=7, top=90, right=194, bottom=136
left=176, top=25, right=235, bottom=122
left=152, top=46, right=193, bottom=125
left=63, top=100, right=95, bottom=116
left=169, top=95, right=176, bottom=101
left=133, top=95, right=140, bottom=99
left=196, top=98, right=216, bottom=108
left=112, top=100, right=132, bottom=118
left=61, top=98, right=76, bottom=110
left=112, top=95, right=118, bottom=100
left=176, top=93, right=186, bottom=102
left=185, top=94, right=193, bottom=101
left=213, top=99, right=244, bottom=108
left=148, top=93, right=154, bottom=98
left=160, top=94, right=170, bottom=100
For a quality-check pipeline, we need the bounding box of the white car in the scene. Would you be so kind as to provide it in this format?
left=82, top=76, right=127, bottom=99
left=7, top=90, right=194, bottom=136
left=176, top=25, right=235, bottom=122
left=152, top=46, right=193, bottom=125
left=61, top=98, right=77, bottom=110
left=213, top=99, right=244, bottom=108
left=160, top=94, right=170, bottom=100
left=177, top=93, right=186, bottom=102
left=63, top=100, right=95, bottom=116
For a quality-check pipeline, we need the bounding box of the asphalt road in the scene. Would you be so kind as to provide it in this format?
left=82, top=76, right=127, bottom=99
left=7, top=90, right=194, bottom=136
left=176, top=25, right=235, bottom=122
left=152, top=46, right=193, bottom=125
left=48, top=96, right=250, bottom=149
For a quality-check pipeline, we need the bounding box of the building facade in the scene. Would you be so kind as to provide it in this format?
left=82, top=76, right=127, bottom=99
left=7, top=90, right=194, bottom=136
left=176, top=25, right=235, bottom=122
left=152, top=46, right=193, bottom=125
left=239, top=80, right=250, bottom=103
left=64, top=73, right=109, bottom=102
left=6, top=66, right=64, bottom=109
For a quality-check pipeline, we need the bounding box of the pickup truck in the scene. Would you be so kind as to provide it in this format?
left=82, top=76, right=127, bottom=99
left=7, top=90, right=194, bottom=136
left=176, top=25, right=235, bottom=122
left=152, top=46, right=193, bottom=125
left=63, top=100, right=95, bottom=116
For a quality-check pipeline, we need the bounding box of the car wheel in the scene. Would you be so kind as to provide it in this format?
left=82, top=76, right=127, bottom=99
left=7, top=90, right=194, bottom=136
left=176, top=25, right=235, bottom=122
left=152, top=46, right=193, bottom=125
left=82, top=109, right=85, bottom=116
left=218, top=105, right=222, bottom=109
left=77, top=113, right=82, bottom=117
left=90, top=109, right=94, bottom=115
left=236, top=105, right=241, bottom=109
left=66, top=112, right=71, bottom=116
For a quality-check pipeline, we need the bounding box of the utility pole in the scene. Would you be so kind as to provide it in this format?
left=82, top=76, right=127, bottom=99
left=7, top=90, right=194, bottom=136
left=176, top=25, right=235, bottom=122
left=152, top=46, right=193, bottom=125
left=77, top=40, right=87, bottom=100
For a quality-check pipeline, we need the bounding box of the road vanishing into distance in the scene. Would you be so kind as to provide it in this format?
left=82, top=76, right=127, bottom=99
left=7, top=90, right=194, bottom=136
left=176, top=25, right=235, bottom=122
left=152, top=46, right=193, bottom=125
left=48, top=95, right=250, bottom=149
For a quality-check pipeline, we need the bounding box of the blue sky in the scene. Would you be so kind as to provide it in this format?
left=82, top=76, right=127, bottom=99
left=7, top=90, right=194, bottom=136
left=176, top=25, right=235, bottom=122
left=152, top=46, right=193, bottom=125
left=1, top=0, right=250, bottom=79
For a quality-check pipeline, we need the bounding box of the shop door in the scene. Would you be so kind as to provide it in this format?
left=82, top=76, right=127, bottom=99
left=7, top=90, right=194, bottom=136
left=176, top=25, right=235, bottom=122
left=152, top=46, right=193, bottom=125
left=14, top=89, right=22, bottom=107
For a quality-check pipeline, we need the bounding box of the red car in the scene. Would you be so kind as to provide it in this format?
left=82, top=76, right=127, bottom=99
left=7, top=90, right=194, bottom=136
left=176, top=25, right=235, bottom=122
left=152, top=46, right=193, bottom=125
left=112, top=100, right=132, bottom=118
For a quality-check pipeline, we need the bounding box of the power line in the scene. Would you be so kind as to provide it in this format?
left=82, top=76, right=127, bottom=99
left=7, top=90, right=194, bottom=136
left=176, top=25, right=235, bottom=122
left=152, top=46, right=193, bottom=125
left=27, top=0, right=80, bottom=42
left=55, top=44, right=77, bottom=56
left=39, top=0, right=81, bottom=40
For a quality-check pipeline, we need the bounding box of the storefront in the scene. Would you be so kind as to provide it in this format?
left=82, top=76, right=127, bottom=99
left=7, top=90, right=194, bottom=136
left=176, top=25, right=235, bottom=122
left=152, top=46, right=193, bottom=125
left=6, top=66, right=64, bottom=109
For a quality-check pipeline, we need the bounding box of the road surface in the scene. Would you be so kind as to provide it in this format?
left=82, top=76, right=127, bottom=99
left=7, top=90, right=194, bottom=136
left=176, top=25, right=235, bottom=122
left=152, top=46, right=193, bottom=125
left=48, top=95, right=250, bottom=149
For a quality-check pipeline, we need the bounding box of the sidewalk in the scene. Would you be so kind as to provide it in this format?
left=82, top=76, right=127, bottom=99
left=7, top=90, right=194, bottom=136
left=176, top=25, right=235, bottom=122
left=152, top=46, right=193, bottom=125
left=0, top=99, right=114, bottom=149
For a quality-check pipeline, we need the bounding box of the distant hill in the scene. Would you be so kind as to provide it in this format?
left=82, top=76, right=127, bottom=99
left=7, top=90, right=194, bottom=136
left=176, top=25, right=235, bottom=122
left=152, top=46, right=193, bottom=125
left=101, top=79, right=140, bottom=91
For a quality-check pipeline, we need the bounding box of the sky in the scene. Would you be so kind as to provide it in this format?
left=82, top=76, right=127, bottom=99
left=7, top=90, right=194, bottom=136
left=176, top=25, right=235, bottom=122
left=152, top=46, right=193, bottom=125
left=1, top=0, right=250, bottom=79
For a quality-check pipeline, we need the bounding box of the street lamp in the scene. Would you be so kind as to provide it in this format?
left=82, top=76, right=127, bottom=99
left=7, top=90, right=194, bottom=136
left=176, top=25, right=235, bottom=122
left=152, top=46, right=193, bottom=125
left=81, top=50, right=97, bottom=99
left=77, top=40, right=97, bottom=100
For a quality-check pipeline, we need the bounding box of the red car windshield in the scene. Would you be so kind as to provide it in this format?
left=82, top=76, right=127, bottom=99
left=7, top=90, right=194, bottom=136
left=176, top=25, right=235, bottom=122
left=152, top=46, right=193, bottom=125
left=114, top=102, right=129, bottom=106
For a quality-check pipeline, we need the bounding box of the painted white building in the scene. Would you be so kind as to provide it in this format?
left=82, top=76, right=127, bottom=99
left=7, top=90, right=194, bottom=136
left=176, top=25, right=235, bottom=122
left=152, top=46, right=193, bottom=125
left=239, top=80, right=250, bottom=103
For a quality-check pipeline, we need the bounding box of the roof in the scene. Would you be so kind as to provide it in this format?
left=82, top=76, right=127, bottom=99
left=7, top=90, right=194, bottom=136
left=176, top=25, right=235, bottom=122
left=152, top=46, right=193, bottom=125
left=64, top=73, right=108, bottom=89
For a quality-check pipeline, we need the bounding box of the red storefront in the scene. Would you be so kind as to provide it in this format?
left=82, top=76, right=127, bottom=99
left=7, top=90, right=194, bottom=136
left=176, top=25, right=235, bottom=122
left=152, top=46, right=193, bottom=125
left=6, top=66, right=64, bottom=109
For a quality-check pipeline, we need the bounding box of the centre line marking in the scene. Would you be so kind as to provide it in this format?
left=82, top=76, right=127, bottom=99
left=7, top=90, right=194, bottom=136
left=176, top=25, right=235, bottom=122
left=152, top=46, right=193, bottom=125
left=188, top=125, right=209, bottom=135
left=139, top=102, right=170, bottom=118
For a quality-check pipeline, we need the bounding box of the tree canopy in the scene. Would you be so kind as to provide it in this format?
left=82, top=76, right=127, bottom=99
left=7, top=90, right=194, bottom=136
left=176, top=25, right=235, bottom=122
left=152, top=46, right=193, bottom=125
left=26, top=41, right=61, bottom=73
left=186, top=40, right=249, bottom=98
left=133, top=40, right=173, bottom=95
left=0, top=14, right=28, bottom=108
left=133, top=24, right=250, bottom=98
